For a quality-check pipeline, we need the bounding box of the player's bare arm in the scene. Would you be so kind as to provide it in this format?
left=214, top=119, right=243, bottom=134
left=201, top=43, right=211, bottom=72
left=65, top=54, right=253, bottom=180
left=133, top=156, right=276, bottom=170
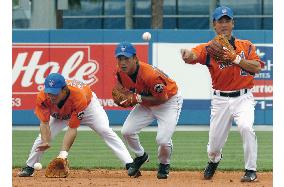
left=238, top=59, right=262, bottom=73
left=36, top=121, right=51, bottom=151
left=61, top=127, right=77, bottom=152
left=180, top=49, right=198, bottom=64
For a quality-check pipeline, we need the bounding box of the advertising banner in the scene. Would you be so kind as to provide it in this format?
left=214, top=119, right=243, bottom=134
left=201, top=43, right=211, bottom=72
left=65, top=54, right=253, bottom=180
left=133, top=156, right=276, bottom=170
left=12, top=30, right=272, bottom=125
left=252, top=45, right=273, bottom=110
left=12, top=43, right=148, bottom=110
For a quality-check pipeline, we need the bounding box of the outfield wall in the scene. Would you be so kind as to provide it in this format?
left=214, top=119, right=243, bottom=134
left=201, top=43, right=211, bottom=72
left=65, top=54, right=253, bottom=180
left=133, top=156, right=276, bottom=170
left=12, top=30, right=272, bottom=125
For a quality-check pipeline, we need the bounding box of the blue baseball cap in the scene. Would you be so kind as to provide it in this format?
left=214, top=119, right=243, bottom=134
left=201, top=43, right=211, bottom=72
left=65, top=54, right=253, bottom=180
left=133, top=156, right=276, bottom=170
left=212, top=6, right=234, bottom=21
left=44, top=73, right=66, bottom=95
left=115, top=42, right=136, bottom=58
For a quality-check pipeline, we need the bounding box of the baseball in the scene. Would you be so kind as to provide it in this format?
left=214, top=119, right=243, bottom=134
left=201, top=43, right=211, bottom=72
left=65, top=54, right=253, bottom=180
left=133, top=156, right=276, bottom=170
left=142, top=32, right=151, bottom=41
left=34, top=162, right=42, bottom=170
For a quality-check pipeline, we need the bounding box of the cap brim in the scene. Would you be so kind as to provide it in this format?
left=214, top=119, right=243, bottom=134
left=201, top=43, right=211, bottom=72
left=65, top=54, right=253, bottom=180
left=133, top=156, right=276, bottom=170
left=215, top=14, right=233, bottom=20
left=44, top=87, right=61, bottom=95
left=115, top=52, right=134, bottom=58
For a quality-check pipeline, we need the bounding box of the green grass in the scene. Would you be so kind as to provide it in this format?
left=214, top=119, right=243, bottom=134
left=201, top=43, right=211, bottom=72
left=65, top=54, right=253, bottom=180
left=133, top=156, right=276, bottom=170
left=12, top=130, right=272, bottom=171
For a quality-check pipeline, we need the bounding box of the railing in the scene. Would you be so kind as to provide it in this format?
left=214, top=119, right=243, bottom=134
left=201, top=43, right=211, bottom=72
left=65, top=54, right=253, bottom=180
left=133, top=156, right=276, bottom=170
left=62, top=14, right=273, bottom=19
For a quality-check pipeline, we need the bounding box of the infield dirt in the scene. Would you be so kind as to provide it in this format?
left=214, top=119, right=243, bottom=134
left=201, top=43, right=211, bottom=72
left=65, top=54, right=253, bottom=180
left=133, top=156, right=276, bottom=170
left=13, top=168, right=272, bottom=187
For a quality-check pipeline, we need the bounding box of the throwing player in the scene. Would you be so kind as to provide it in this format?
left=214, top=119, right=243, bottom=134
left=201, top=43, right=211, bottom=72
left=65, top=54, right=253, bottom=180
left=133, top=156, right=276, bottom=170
left=113, top=42, right=183, bottom=179
left=180, top=6, right=264, bottom=182
left=18, top=73, right=133, bottom=177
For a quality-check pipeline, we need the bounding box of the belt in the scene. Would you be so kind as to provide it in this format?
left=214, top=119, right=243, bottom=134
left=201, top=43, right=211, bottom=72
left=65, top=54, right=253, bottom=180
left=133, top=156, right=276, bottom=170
left=214, top=89, right=248, bottom=97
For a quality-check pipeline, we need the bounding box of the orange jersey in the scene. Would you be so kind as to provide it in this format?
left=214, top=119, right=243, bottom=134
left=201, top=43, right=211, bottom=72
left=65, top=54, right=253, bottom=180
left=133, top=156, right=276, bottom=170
left=34, top=80, right=93, bottom=128
left=116, top=61, right=178, bottom=106
left=191, top=37, right=265, bottom=91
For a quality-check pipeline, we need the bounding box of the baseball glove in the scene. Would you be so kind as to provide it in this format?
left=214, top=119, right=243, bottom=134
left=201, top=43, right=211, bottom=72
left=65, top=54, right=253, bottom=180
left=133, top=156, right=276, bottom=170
left=207, top=34, right=237, bottom=64
left=45, top=158, right=70, bottom=178
left=112, top=84, right=141, bottom=108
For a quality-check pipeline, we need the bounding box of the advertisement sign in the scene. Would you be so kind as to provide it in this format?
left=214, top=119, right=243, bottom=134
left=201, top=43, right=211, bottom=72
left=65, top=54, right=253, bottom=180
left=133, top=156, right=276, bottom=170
left=12, top=43, right=148, bottom=110
left=153, top=43, right=273, bottom=111
left=12, top=30, right=272, bottom=125
left=252, top=45, right=273, bottom=110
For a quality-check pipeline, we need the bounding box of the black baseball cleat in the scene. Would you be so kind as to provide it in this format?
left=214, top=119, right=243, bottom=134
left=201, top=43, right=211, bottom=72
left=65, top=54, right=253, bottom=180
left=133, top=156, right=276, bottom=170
left=157, top=163, right=170, bottom=179
left=18, top=166, right=34, bottom=177
left=126, top=163, right=142, bottom=178
left=125, top=163, right=132, bottom=170
left=241, top=169, right=257, bottom=182
left=128, top=152, right=149, bottom=177
left=204, top=161, right=219, bottom=180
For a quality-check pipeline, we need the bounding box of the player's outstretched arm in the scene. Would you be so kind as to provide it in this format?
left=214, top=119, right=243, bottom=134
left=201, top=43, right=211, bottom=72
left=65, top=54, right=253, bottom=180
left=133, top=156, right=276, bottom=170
left=36, top=122, right=51, bottom=151
left=61, top=127, right=77, bottom=152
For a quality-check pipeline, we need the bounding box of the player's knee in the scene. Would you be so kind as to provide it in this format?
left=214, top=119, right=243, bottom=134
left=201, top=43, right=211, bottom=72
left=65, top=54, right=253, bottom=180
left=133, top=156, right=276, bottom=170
left=121, top=127, right=133, bottom=137
left=121, top=121, right=137, bottom=136
left=96, top=127, right=113, bottom=136
left=120, top=128, right=127, bottom=136
left=238, top=124, right=253, bottom=133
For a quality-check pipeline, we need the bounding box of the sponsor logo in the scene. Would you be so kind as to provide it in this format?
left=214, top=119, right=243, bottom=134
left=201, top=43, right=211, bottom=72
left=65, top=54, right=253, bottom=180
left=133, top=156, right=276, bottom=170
left=77, top=111, right=85, bottom=120
left=221, top=9, right=227, bottom=14
left=154, top=83, right=165, bottom=93
left=13, top=44, right=99, bottom=93
left=121, top=46, right=126, bottom=52
left=255, top=46, right=273, bottom=80
left=252, top=80, right=273, bottom=98
left=48, top=80, right=56, bottom=87
left=256, top=48, right=265, bottom=58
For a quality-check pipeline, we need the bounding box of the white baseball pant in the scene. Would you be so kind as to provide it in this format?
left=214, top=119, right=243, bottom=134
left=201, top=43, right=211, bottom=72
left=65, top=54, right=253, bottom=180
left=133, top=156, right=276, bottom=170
left=121, top=93, right=183, bottom=165
left=25, top=92, right=133, bottom=168
left=207, top=90, right=257, bottom=171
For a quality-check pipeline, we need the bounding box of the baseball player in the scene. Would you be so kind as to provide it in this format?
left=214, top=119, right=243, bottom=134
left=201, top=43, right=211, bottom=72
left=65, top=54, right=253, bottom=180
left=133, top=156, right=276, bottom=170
left=18, top=73, right=133, bottom=177
left=180, top=6, right=264, bottom=182
left=113, top=42, right=183, bottom=179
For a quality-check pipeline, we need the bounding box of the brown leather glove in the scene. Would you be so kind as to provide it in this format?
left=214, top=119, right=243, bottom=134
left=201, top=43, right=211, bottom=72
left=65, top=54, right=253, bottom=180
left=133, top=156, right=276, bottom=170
left=45, top=158, right=70, bottom=178
left=207, top=34, right=237, bottom=64
left=112, top=84, right=142, bottom=108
